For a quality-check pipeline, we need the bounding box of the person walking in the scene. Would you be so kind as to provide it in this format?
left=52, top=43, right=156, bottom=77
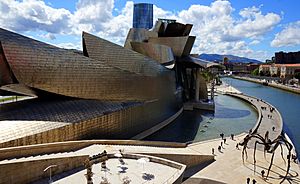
left=220, top=133, right=224, bottom=139
left=231, top=134, right=234, bottom=140
left=252, top=179, right=257, bottom=184
left=246, top=177, right=250, bottom=184
left=261, top=169, right=265, bottom=178
left=236, top=143, right=239, bottom=150
left=212, top=148, right=214, bottom=155
left=221, top=141, right=223, bottom=148
left=224, top=138, right=226, bottom=144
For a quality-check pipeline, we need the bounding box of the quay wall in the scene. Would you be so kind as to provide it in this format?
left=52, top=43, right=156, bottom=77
left=232, top=76, right=300, bottom=94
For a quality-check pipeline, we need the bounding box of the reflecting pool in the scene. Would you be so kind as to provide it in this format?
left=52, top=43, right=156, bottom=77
left=145, top=94, right=257, bottom=143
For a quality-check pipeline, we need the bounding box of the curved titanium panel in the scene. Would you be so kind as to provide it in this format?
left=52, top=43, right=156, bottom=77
left=0, top=28, right=164, bottom=101
left=124, top=28, right=158, bottom=49
left=83, top=31, right=164, bottom=77
left=148, top=36, right=196, bottom=57
left=164, top=23, right=193, bottom=37
left=130, top=42, right=175, bottom=65
left=0, top=43, right=15, bottom=86
left=0, top=84, right=37, bottom=97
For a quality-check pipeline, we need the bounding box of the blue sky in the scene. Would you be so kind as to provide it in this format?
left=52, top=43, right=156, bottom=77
left=1, top=0, right=300, bottom=61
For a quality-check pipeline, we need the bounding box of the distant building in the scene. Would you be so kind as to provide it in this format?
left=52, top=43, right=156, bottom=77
left=275, top=51, right=300, bottom=64
left=133, top=3, right=153, bottom=29
left=247, top=64, right=260, bottom=73
left=259, top=64, right=300, bottom=78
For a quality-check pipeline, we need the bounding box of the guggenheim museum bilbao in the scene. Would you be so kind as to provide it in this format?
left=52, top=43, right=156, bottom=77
left=0, top=3, right=214, bottom=148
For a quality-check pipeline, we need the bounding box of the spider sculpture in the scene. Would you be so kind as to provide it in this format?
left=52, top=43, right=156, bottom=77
left=239, top=131, right=294, bottom=183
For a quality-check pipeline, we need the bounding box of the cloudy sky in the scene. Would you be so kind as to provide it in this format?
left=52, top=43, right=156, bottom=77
left=0, top=0, right=299, bottom=61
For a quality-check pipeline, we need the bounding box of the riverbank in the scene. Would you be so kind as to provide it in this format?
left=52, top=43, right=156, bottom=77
left=232, top=75, right=300, bottom=94
left=185, top=83, right=299, bottom=183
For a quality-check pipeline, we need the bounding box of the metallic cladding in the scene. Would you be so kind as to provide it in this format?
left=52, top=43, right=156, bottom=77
left=0, top=28, right=168, bottom=101
left=148, top=36, right=196, bottom=57
left=130, top=42, right=175, bottom=65
left=0, top=27, right=182, bottom=147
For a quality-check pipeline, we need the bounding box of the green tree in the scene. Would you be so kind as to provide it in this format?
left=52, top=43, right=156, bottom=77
left=251, top=68, right=259, bottom=76
left=294, top=72, right=300, bottom=80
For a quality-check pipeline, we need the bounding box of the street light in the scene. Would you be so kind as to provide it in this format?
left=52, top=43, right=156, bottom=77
left=44, top=165, right=58, bottom=184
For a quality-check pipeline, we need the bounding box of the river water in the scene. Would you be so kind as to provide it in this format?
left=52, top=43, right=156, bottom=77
left=222, top=77, right=300, bottom=154
left=145, top=94, right=257, bottom=143
left=146, top=77, right=300, bottom=154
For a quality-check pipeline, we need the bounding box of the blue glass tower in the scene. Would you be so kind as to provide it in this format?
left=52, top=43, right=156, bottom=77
left=133, top=3, right=153, bottom=29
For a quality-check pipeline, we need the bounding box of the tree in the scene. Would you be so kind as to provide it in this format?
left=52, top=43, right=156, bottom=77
left=259, top=71, right=264, bottom=76
left=294, top=72, right=300, bottom=80
left=251, top=68, right=259, bottom=76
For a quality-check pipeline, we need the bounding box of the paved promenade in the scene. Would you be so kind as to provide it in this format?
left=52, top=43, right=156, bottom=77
left=186, top=83, right=300, bottom=184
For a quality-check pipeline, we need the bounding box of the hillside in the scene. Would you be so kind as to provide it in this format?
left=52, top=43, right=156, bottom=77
left=199, top=54, right=262, bottom=63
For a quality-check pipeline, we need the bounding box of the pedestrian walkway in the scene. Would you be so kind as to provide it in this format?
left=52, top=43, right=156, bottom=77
left=187, top=84, right=299, bottom=184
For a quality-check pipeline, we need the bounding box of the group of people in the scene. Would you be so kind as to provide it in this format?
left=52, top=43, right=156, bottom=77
left=246, top=177, right=257, bottom=184
left=212, top=133, right=236, bottom=155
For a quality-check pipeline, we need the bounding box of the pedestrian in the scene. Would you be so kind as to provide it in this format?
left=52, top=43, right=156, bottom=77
left=212, top=148, right=214, bottom=155
left=224, top=138, right=226, bottom=144
left=292, top=154, right=298, bottom=163
left=221, top=141, right=223, bottom=148
left=220, top=133, right=224, bottom=139
left=218, top=145, right=221, bottom=152
left=236, top=143, right=239, bottom=150
left=252, top=179, right=257, bottom=184
left=246, top=177, right=250, bottom=184
left=261, top=169, right=265, bottom=178
left=231, top=134, right=234, bottom=140
left=272, top=126, right=275, bottom=131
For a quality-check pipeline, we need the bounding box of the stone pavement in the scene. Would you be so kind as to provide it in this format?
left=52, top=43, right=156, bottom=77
left=35, top=157, right=180, bottom=184
left=186, top=83, right=300, bottom=183
left=188, top=133, right=300, bottom=183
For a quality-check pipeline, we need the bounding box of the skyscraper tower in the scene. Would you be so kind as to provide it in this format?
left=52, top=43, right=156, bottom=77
left=133, top=3, right=153, bottom=29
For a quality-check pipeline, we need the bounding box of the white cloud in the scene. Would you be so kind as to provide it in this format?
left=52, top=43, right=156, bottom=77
left=173, top=1, right=279, bottom=61
left=70, top=0, right=114, bottom=34
left=250, top=40, right=260, bottom=45
left=55, top=42, right=81, bottom=50
left=271, top=21, right=300, bottom=47
left=0, top=0, right=282, bottom=61
left=39, top=32, right=56, bottom=40
left=0, top=0, right=72, bottom=33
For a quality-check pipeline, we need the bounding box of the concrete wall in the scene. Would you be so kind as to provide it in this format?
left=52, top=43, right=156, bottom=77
left=0, top=155, right=88, bottom=184
left=144, top=153, right=214, bottom=169
left=232, top=76, right=300, bottom=94
left=0, top=140, right=186, bottom=160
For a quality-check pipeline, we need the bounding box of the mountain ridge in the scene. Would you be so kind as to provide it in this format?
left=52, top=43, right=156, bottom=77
left=199, top=53, right=262, bottom=63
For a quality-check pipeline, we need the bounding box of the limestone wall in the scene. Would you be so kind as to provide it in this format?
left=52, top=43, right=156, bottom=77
left=144, top=153, right=214, bottom=168
left=0, top=140, right=186, bottom=160
left=0, top=155, right=88, bottom=184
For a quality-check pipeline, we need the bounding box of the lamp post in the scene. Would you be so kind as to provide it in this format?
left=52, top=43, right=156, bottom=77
left=43, top=165, right=58, bottom=184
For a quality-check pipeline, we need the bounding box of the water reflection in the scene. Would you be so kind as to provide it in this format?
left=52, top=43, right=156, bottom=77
left=222, top=77, right=300, bottom=155
left=145, top=95, right=257, bottom=143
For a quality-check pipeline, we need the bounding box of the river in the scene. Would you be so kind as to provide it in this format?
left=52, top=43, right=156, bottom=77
left=146, top=77, right=300, bottom=154
left=145, top=93, right=257, bottom=143
left=222, top=77, right=300, bottom=154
